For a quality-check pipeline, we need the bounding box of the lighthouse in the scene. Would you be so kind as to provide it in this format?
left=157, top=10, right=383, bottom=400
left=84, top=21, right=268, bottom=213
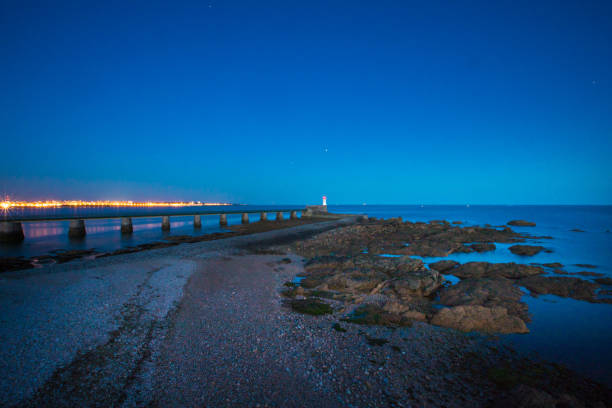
left=322, top=196, right=327, bottom=206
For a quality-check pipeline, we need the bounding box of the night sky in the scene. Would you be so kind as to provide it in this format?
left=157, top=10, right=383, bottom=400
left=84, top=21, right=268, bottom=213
left=1, top=0, right=611, bottom=205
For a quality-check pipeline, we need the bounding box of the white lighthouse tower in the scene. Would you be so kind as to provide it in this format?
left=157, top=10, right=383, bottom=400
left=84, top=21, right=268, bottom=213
left=322, top=195, right=327, bottom=206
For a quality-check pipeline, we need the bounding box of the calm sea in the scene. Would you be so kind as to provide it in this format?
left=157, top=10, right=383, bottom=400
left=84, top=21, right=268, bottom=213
left=1, top=204, right=611, bottom=385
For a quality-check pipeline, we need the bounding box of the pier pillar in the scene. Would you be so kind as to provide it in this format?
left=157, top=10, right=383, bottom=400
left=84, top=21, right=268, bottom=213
left=276, top=212, right=283, bottom=221
left=161, top=216, right=171, bottom=231
left=120, top=217, right=133, bottom=234
left=260, top=212, right=268, bottom=221
left=0, top=222, right=25, bottom=243
left=242, top=213, right=249, bottom=224
left=68, top=219, right=86, bottom=239
left=290, top=210, right=298, bottom=220
left=219, top=214, right=227, bottom=226
left=194, top=215, right=202, bottom=229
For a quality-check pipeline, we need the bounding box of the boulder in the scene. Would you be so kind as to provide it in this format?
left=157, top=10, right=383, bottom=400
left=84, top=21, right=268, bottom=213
left=381, top=301, right=427, bottom=321
left=438, top=278, right=529, bottom=321
left=451, top=262, right=544, bottom=279
left=431, top=305, right=529, bottom=334
left=0, top=257, right=33, bottom=273
left=301, top=254, right=441, bottom=299
left=428, top=260, right=459, bottom=273
left=343, top=304, right=413, bottom=326
left=470, top=242, right=496, bottom=252
left=519, top=276, right=600, bottom=302
left=595, top=277, right=612, bottom=286
left=385, top=269, right=443, bottom=300
left=542, top=262, right=563, bottom=268
left=509, top=245, right=547, bottom=256
left=507, top=220, right=536, bottom=227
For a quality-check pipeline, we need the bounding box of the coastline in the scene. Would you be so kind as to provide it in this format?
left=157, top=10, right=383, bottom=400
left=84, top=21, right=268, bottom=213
left=1, top=216, right=610, bottom=407
left=0, top=216, right=338, bottom=274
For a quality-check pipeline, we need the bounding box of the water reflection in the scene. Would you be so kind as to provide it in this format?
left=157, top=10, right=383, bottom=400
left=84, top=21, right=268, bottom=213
left=24, top=223, right=65, bottom=238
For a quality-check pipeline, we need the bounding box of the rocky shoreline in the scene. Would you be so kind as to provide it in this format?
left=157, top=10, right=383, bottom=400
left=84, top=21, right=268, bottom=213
left=261, top=217, right=612, bottom=406
left=276, top=218, right=610, bottom=334
left=1, top=216, right=610, bottom=407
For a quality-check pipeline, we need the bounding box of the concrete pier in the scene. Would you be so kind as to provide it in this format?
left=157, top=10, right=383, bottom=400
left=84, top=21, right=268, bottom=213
left=303, top=205, right=327, bottom=217
left=0, top=222, right=25, bottom=243
left=68, top=220, right=86, bottom=239
left=161, top=216, right=171, bottom=231
left=121, top=217, right=133, bottom=234
left=3, top=207, right=310, bottom=243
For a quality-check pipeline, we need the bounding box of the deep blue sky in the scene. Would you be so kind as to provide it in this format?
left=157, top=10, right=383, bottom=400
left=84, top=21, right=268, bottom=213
left=1, top=0, right=611, bottom=204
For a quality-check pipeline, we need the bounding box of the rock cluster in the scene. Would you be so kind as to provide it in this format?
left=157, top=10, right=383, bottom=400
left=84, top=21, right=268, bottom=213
left=450, top=262, right=543, bottom=279
left=283, top=218, right=610, bottom=335
left=292, top=219, right=530, bottom=259
left=507, top=220, right=536, bottom=227
left=430, top=305, right=528, bottom=334
left=509, top=244, right=548, bottom=256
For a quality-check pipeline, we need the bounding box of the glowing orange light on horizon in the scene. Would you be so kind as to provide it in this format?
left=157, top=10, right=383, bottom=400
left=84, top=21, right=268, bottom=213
left=0, top=200, right=232, bottom=209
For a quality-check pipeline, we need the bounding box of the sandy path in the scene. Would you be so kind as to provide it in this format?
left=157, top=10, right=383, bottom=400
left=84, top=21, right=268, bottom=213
left=150, top=255, right=339, bottom=407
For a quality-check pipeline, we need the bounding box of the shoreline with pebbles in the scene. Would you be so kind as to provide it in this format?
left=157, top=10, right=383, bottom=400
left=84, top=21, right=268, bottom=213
left=0, top=215, right=610, bottom=406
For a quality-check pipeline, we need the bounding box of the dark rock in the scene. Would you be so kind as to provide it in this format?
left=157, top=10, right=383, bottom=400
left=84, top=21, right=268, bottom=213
left=302, top=254, right=442, bottom=300
left=470, top=242, right=496, bottom=252
left=292, top=219, right=529, bottom=259
left=342, top=304, right=413, bottom=326
left=509, top=245, right=546, bottom=256
left=428, top=260, right=459, bottom=273
left=574, top=264, right=597, bottom=269
left=331, top=323, right=347, bottom=332
left=519, top=276, right=600, bottom=302
left=594, top=277, right=612, bottom=286
left=575, top=271, right=604, bottom=277
left=0, top=257, right=33, bottom=273
left=452, top=262, right=544, bottom=279
left=380, top=301, right=427, bottom=321
left=384, top=269, right=443, bottom=300
left=452, top=220, right=463, bottom=224
left=289, top=299, right=332, bottom=315
left=438, top=278, right=529, bottom=321
left=570, top=228, right=585, bottom=232
left=51, top=249, right=98, bottom=263
left=542, top=262, right=563, bottom=268
left=507, top=220, right=536, bottom=227
left=365, top=335, right=389, bottom=346
left=430, top=305, right=529, bottom=334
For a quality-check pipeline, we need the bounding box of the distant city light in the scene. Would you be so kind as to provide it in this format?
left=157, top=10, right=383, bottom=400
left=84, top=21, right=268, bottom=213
left=0, top=200, right=231, bottom=209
